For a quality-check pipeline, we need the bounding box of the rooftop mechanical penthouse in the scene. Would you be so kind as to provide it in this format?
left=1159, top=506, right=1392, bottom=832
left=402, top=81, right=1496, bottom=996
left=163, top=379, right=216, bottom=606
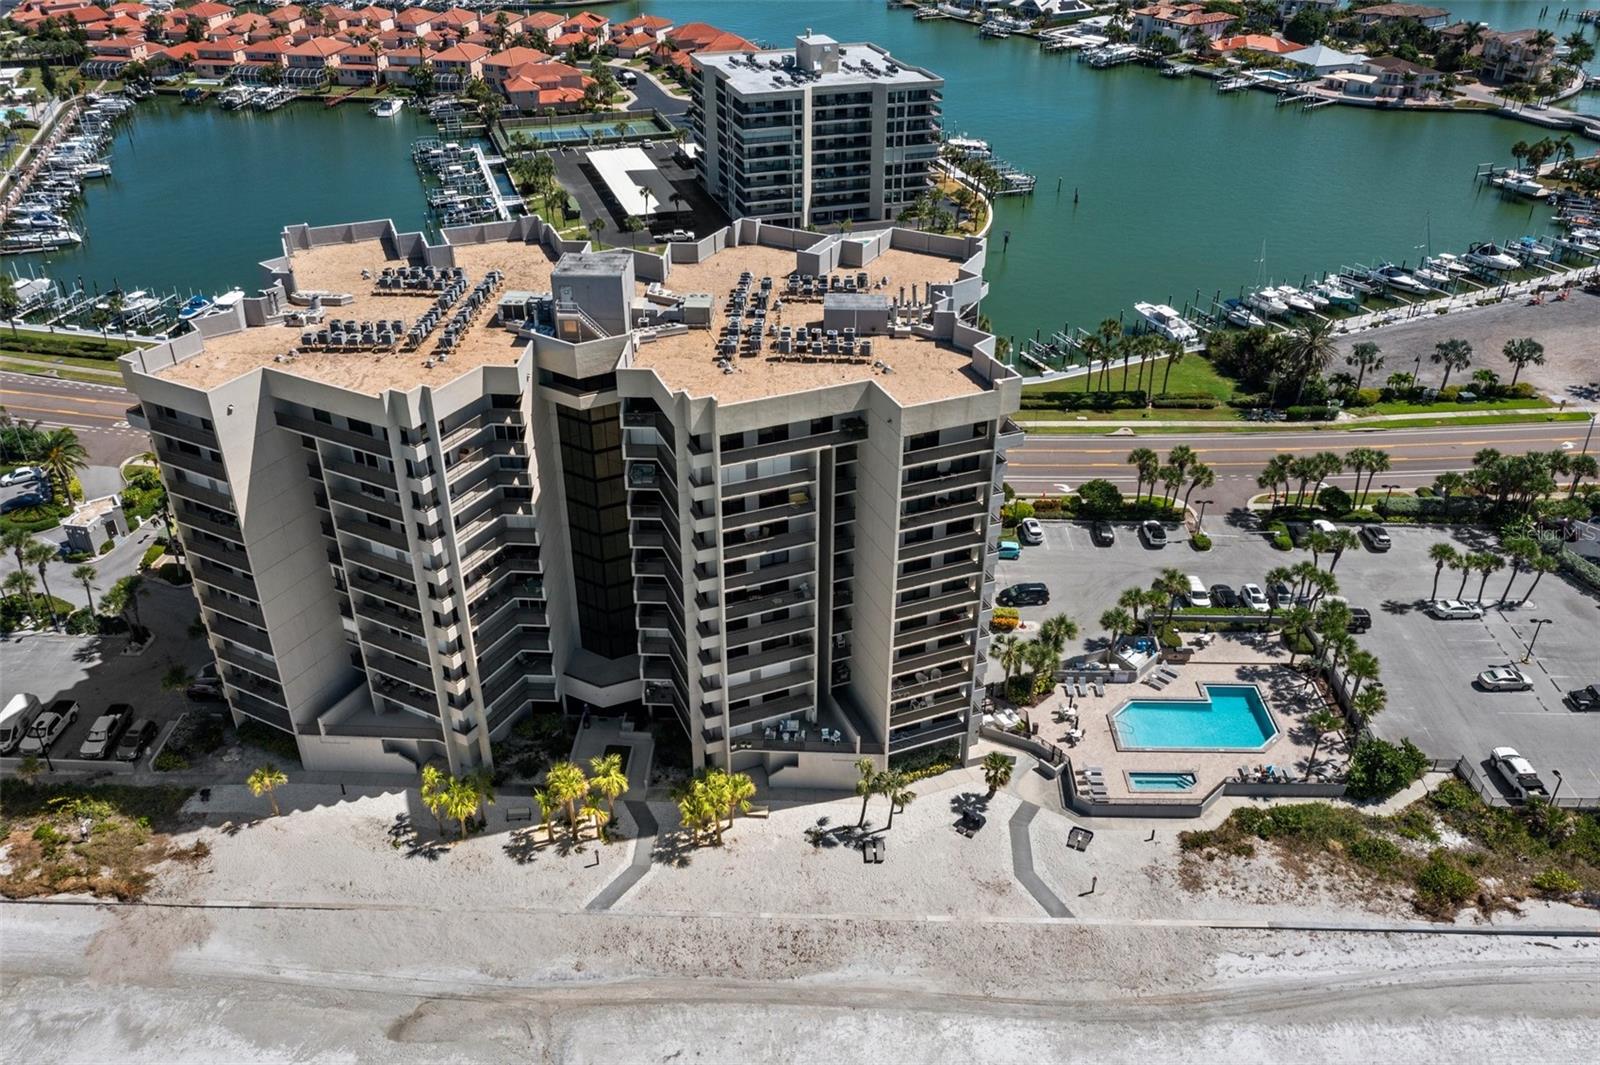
left=120, top=216, right=1021, bottom=788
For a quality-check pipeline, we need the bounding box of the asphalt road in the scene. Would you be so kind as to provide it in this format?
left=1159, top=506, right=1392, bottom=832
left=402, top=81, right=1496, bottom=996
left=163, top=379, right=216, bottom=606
left=1, top=371, right=147, bottom=465
left=1005, top=421, right=1595, bottom=508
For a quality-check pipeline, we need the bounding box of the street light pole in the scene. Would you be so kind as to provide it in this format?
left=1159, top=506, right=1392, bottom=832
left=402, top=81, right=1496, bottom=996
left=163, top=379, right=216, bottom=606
left=1521, top=617, right=1553, bottom=663
left=1551, top=769, right=1564, bottom=806
left=1584, top=412, right=1596, bottom=457
left=1196, top=498, right=1214, bottom=532
left=1382, top=483, right=1400, bottom=506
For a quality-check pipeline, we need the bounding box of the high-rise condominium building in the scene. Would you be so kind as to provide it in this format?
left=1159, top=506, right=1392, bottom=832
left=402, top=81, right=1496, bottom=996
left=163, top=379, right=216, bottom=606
left=689, top=32, right=943, bottom=229
left=120, top=215, right=1019, bottom=788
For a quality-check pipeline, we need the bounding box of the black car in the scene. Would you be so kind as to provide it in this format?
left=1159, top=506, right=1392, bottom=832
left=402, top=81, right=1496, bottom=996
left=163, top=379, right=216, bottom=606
left=1090, top=521, right=1115, bottom=547
left=185, top=681, right=225, bottom=702
left=1348, top=607, right=1372, bottom=634
left=115, top=718, right=158, bottom=761
left=1566, top=684, right=1600, bottom=713
left=1138, top=521, right=1168, bottom=548
left=997, top=582, right=1050, bottom=607
left=1359, top=525, right=1393, bottom=551
left=1209, top=584, right=1239, bottom=609
left=0, top=491, right=51, bottom=515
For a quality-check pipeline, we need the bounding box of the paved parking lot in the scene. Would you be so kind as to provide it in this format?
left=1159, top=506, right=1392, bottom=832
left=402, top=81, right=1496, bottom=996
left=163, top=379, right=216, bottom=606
left=995, top=519, right=1600, bottom=802
left=0, top=582, right=209, bottom=769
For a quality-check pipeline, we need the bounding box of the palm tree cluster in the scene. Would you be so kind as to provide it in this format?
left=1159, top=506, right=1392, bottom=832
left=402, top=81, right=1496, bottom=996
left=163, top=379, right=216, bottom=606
left=674, top=766, right=758, bottom=845
left=1343, top=447, right=1393, bottom=506
left=420, top=764, right=498, bottom=840
left=1074, top=322, right=1185, bottom=399
left=1456, top=447, right=1598, bottom=515
left=2, top=527, right=77, bottom=630
left=247, top=763, right=290, bottom=817
left=1426, top=535, right=1557, bottom=608
left=1125, top=444, right=1214, bottom=513
left=526, top=753, right=631, bottom=846
left=1257, top=450, right=1345, bottom=509
left=0, top=418, right=88, bottom=499
left=851, top=759, right=918, bottom=832
left=992, top=613, right=1079, bottom=706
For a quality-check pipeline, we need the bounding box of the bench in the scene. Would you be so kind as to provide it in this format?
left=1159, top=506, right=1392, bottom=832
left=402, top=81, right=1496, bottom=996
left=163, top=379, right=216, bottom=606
left=504, top=805, right=534, bottom=823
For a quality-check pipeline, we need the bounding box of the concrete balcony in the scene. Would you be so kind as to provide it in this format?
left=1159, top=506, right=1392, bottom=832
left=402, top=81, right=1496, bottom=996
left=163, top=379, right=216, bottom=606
left=230, top=690, right=295, bottom=734
left=899, top=527, right=984, bottom=561
left=720, top=421, right=866, bottom=466
left=893, top=615, right=976, bottom=649
left=726, top=692, right=813, bottom=730
left=441, top=408, right=523, bottom=449
left=154, top=443, right=227, bottom=483
left=998, top=418, right=1025, bottom=451
left=723, top=528, right=812, bottom=562
left=174, top=505, right=244, bottom=546
left=724, top=557, right=813, bottom=593
left=322, top=454, right=397, bottom=490
left=339, top=516, right=407, bottom=551
left=210, top=614, right=273, bottom=656
left=323, top=707, right=443, bottom=741
left=897, top=557, right=981, bottom=591
left=724, top=613, right=812, bottom=650
left=191, top=559, right=257, bottom=601
left=215, top=641, right=280, bottom=683
left=903, top=431, right=994, bottom=467
left=725, top=637, right=813, bottom=677
left=181, top=533, right=249, bottom=571
left=725, top=584, right=812, bottom=623
left=890, top=692, right=969, bottom=730
left=900, top=495, right=983, bottom=532
left=900, top=465, right=990, bottom=499
left=361, top=624, right=430, bottom=666
left=365, top=648, right=432, bottom=691
left=328, top=481, right=402, bottom=523
left=342, top=546, right=414, bottom=582
left=720, top=465, right=814, bottom=499
left=197, top=586, right=264, bottom=628
left=346, top=569, right=417, bottom=610
left=888, top=713, right=969, bottom=753
left=896, top=587, right=978, bottom=621
left=276, top=410, right=390, bottom=456
left=892, top=641, right=973, bottom=679
left=146, top=411, right=217, bottom=449
left=726, top=666, right=811, bottom=705
left=165, top=476, right=234, bottom=512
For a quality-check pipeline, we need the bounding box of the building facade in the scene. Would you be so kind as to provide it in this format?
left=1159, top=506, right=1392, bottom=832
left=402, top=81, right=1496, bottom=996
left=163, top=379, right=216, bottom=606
left=688, top=33, right=943, bottom=229
left=120, top=215, right=1020, bottom=789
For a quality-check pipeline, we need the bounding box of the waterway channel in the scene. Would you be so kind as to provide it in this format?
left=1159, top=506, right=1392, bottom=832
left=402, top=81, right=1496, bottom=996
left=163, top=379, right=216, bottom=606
left=7, top=0, right=1597, bottom=350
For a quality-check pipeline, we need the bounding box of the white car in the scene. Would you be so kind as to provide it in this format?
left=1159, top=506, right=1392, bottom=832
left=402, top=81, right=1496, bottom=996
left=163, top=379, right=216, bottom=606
left=18, top=705, right=77, bottom=755
left=1310, top=518, right=1338, bottom=535
left=1239, top=583, right=1270, bottom=612
left=1018, top=518, right=1044, bottom=545
left=0, top=465, right=45, bottom=488
left=78, top=706, right=129, bottom=759
left=1428, top=599, right=1484, bottom=620
left=1477, top=665, right=1533, bottom=692
left=1490, top=746, right=1548, bottom=800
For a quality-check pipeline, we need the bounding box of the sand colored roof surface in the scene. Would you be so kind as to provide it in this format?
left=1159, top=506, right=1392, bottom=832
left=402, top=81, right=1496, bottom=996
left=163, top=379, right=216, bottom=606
left=157, top=238, right=558, bottom=394
left=629, top=243, right=985, bottom=406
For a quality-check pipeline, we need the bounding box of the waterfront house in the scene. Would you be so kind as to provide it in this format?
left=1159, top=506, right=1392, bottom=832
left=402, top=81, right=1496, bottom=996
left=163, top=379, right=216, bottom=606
left=611, top=32, right=657, bottom=60
left=381, top=43, right=435, bottom=87
left=284, top=36, right=348, bottom=82
left=220, top=12, right=275, bottom=41
left=58, top=4, right=111, bottom=28
left=1008, top=0, right=1093, bottom=20
left=500, top=60, right=588, bottom=111
left=1478, top=29, right=1554, bottom=85
left=1282, top=41, right=1364, bottom=76
left=433, top=8, right=479, bottom=39
left=267, top=5, right=305, bottom=34
left=614, top=13, right=672, bottom=43
left=1131, top=4, right=1234, bottom=49
left=231, top=37, right=286, bottom=81
left=482, top=11, right=526, bottom=38
left=564, top=11, right=610, bottom=39
left=192, top=36, right=246, bottom=78
left=1275, top=0, right=1338, bottom=16
left=352, top=6, right=396, bottom=33
left=668, top=22, right=759, bottom=57
left=106, top=1, right=150, bottom=18
left=1211, top=33, right=1301, bottom=55
left=394, top=7, right=433, bottom=37
left=482, top=45, right=551, bottom=90
left=317, top=5, right=358, bottom=32
left=520, top=11, right=565, bottom=39
left=1361, top=55, right=1443, bottom=98
left=1353, top=4, right=1450, bottom=31
left=183, top=2, right=234, bottom=30
left=335, top=41, right=386, bottom=85
left=430, top=40, right=488, bottom=89
left=86, top=14, right=144, bottom=40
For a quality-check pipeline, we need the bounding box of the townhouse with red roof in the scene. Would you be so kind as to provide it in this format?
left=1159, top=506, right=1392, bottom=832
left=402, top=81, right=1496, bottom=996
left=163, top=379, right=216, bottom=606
left=334, top=41, right=388, bottom=85
left=266, top=5, right=306, bottom=34
left=191, top=35, right=247, bottom=78
left=283, top=35, right=349, bottom=81
left=394, top=7, right=434, bottom=36
left=351, top=6, right=397, bottom=33
left=182, top=1, right=234, bottom=29
left=433, top=8, right=479, bottom=38
left=430, top=40, right=489, bottom=89
left=614, top=14, right=673, bottom=43
left=502, top=60, right=589, bottom=112
left=482, top=45, right=550, bottom=90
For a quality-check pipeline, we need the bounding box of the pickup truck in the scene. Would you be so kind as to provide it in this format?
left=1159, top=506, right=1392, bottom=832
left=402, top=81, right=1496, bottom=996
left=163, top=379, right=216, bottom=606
left=1489, top=746, right=1549, bottom=801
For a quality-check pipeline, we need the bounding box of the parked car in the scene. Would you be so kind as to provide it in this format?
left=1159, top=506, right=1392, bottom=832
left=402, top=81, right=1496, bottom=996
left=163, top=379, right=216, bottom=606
left=19, top=700, right=79, bottom=755
left=1347, top=607, right=1372, bottom=634
left=0, top=491, right=51, bottom=514
left=1184, top=575, right=1210, bottom=607
left=1564, top=684, right=1599, bottom=712
left=0, top=465, right=45, bottom=487
left=186, top=681, right=225, bottom=702
left=1239, top=583, right=1269, bottom=612
left=1490, top=746, right=1549, bottom=800
left=115, top=718, right=159, bottom=762
left=1428, top=599, right=1484, bottom=620
left=1477, top=664, right=1534, bottom=692
left=0, top=693, right=44, bottom=755
left=1268, top=581, right=1294, bottom=609
left=1359, top=525, right=1392, bottom=551
left=997, top=582, right=1050, bottom=607
left=1210, top=584, right=1239, bottom=609
left=1018, top=518, right=1044, bottom=545
left=1310, top=518, right=1338, bottom=535
left=78, top=705, right=131, bottom=759
left=1090, top=521, right=1115, bottom=547
left=1139, top=521, right=1167, bottom=548
left=659, top=229, right=695, bottom=242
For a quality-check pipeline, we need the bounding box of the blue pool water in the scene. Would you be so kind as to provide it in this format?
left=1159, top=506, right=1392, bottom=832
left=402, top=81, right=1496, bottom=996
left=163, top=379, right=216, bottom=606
left=1112, top=685, right=1278, bottom=751
left=1127, top=772, right=1198, bottom=792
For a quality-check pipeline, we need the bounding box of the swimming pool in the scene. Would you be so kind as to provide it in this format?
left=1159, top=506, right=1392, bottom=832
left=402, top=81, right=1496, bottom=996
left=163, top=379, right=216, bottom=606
left=1126, top=771, right=1197, bottom=792
left=1111, top=684, right=1278, bottom=751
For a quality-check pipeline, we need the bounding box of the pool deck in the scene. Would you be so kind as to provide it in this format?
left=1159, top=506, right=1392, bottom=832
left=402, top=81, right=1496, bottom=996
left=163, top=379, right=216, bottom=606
left=1038, top=635, right=1343, bottom=802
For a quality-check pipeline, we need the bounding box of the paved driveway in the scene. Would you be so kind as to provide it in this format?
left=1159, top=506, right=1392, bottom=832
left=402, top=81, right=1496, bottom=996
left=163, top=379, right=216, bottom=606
left=994, top=519, right=1600, bottom=801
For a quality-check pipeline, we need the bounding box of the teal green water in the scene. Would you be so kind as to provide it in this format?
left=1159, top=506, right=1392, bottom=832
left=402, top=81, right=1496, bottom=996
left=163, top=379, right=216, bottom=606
left=10, top=95, right=432, bottom=296
left=1112, top=684, right=1278, bottom=751
left=11, top=1, right=1596, bottom=346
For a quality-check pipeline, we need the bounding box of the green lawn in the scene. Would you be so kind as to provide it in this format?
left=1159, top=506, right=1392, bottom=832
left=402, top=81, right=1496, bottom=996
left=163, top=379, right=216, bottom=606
left=1016, top=410, right=1591, bottom=434
left=0, top=360, right=122, bottom=384
left=0, top=350, right=126, bottom=373
left=1364, top=394, right=1555, bottom=415
left=0, top=329, right=138, bottom=360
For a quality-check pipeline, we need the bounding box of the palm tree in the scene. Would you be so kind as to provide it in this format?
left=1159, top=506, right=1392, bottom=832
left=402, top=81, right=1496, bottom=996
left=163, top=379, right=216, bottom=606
left=1427, top=543, right=1458, bottom=600
left=533, top=788, right=558, bottom=844
left=588, top=216, right=607, bottom=247
left=1280, top=604, right=1314, bottom=664
left=420, top=764, right=448, bottom=832
left=1159, top=339, right=1185, bottom=395
left=1430, top=338, right=1472, bottom=390
left=1157, top=464, right=1183, bottom=510
left=104, top=574, right=146, bottom=639
left=980, top=751, right=1013, bottom=797
left=1098, top=607, right=1134, bottom=665
left=854, top=757, right=880, bottom=828
left=995, top=633, right=1027, bottom=696
left=1565, top=455, right=1598, bottom=496
left=1281, top=318, right=1337, bottom=404
left=1498, top=535, right=1538, bottom=603
left=1127, top=447, right=1159, bottom=502
left=1037, top=613, right=1079, bottom=654
left=718, top=770, right=756, bottom=835
left=545, top=760, right=588, bottom=840
left=72, top=563, right=97, bottom=616
left=1501, top=337, right=1545, bottom=387
left=1346, top=340, right=1383, bottom=392
left=1359, top=449, right=1391, bottom=505
left=588, top=752, right=629, bottom=823
left=1303, top=707, right=1343, bottom=780
left=1472, top=552, right=1503, bottom=604
left=0, top=273, right=20, bottom=338
left=1180, top=462, right=1215, bottom=511
left=440, top=776, right=482, bottom=839
left=1518, top=552, right=1558, bottom=605
left=1344, top=649, right=1380, bottom=701
left=24, top=540, right=59, bottom=629
left=581, top=793, right=610, bottom=842
left=1353, top=685, right=1387, bottom=723
left=1024, top=638, right=1059, bottom=700
left=882, top=770, right=916, bottom=830
left=4, top=523, right=35, bottom=574
left=1325, top=529, right=1359, bottom=573
left=1154, top=567, right=1187, bottom=625
left=1259, top=453, right=1294, bottom=507
left=4, top=570, right=37, bottom=617
left=38, top=427, right=88, bottom=500
left=247, top=764, right=289, bottom=816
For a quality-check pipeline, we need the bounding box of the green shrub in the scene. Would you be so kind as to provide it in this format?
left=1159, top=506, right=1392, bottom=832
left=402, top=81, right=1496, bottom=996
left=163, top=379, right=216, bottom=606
left=1266, top=520, right=1292, bottom=551
left=1284, top=405, right=1335, bottom=422
left=1189, top=531, right=1212, bottom=551
left=1316, top=485, right=1353, bottom=514
left=1020, top=389, right=1147, bottom=412
left=1075, top=478, right=1122, bottom=516
left=1345, top=737, right=1430, bottom=801
left=1414, top=852, right=1478, bottom=914
left=1001, top=499, right=1034, bottom=524
left=139, top=543, right=164, bottom=570
left=1348, top=834, right=1405, bottom=872
left=1530, top=868, right=1581, bottom=895
left=1350, top=387, right=1381, bottom=407
left=1155, top=623, right=1181, bottom=649
left=1557, top=548, right=1600, bottom=593
left=1151, top=394, right=1219, bottom=409
left=1428, top=778, right=1479, bottom=812
left=152, top=751, right=189, bottom=772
